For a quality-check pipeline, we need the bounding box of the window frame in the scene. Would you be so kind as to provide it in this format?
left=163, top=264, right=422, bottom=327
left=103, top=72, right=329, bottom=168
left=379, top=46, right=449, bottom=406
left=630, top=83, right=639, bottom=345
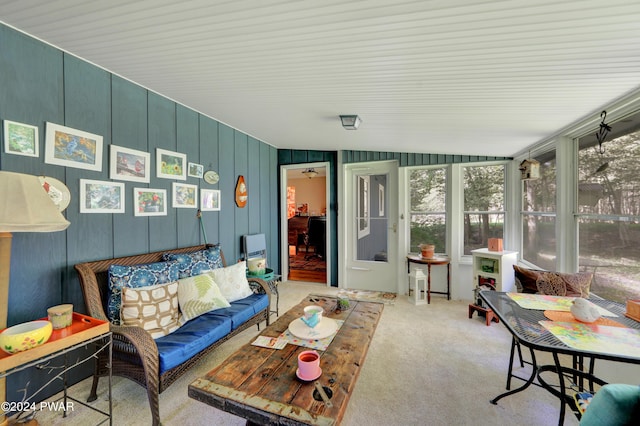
left=407, top=165, right=449, bottom=255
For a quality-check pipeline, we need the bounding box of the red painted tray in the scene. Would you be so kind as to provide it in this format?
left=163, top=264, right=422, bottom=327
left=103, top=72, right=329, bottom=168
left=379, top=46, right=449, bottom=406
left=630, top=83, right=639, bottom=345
left=0, top=313, right=109, bottom=372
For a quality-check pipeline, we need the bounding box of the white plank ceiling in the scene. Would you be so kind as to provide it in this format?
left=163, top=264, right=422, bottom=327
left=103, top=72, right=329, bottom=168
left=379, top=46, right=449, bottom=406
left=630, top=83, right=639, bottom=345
left=2, top=0, right=640, bottom=157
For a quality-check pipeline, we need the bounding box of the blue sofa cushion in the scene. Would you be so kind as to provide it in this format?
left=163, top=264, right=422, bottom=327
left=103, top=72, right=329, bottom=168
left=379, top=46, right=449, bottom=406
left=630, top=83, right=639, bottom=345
left=162, top=246, right=224, bottom=278
left=155, top=293, right=268, bottom=374
left=155, top=313, right=232, bottom=374
left=107, top=261, right=180, bottom=324
left=209, top=294, right=269, bottom=330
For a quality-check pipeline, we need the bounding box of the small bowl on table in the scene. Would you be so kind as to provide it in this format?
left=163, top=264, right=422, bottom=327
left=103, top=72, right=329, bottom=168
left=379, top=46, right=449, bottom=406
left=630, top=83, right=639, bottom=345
left=0, top=320, right=53, bottom=354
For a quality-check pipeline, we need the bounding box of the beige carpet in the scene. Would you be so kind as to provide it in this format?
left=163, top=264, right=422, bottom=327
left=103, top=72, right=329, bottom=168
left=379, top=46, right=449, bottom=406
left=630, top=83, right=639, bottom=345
left=33, top=282, right=579, bottom=425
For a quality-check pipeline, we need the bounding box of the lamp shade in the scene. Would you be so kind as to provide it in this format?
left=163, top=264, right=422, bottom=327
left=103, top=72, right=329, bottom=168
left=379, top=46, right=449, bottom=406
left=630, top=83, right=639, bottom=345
left=0, top=171, right=70, bottom=232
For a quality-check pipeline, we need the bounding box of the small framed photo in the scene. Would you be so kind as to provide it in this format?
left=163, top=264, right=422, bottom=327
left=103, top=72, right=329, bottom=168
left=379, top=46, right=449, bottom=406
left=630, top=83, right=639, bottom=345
left=79, top=179, right=125, bottom=213
left=134, top=188, right=167, bottom=216
left=200, top=189, right=221, bottom=211
left=188, top=162, right=204, bottom=178
left=156, top=148, right=186, bottom=180
left=3, top=120, right=39, bottom=157
left=110, top=145, right=150, bottom=183
left=172, top=183, right=198, bottom=208
left=45, top=122, right=103, bottom=171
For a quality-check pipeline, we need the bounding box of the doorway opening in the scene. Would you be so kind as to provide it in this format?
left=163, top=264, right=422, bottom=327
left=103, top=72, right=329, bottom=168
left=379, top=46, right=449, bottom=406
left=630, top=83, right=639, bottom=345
left=281, top=163, right=329, bottom=284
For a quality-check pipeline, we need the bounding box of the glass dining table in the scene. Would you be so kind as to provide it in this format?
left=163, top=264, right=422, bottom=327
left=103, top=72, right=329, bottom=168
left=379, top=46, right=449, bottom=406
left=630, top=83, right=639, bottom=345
left=479, top=290, right=640, bottom=425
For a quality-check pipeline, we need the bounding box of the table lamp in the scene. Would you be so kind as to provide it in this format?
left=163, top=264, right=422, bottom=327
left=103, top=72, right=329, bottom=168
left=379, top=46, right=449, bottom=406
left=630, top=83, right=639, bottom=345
left=0, top=171, right=70, bottom=422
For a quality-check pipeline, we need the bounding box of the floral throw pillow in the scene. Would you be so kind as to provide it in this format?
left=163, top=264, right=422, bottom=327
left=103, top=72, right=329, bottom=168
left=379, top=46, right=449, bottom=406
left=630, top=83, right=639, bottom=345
left=108, top=261, right=180, bottom=324
left=207, top=261, right=254, bottom=303
left=121, top=281, right=181, bottom=339
left=162, top=246, right=224, bottom=278
left=177, top=273, right=230, bottom=322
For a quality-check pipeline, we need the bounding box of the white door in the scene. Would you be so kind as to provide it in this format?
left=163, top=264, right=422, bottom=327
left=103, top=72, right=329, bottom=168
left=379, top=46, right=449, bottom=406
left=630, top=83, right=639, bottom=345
left=344, top=161, right=398, bottom=292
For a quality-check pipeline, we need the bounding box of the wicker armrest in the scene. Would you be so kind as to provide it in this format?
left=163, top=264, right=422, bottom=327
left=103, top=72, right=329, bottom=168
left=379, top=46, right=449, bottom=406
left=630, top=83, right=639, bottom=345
left=248, top=276, right=271, bottom=296
left=110, top=323, right=160, bottom=386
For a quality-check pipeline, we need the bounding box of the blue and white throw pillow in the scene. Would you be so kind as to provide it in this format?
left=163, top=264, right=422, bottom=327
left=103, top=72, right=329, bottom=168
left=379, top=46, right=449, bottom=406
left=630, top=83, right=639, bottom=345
left=162, top=246, right=224, bottom=278
left=108, top=261, right=180, bottom=324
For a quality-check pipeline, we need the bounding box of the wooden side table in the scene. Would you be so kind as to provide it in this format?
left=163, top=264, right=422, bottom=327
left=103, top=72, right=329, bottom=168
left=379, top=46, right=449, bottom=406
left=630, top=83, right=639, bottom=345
left=406, top=255, right=451, bottom=303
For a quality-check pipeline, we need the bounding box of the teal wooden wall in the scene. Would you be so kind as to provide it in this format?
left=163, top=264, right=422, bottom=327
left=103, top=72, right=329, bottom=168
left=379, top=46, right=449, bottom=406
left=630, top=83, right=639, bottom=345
left=342, top=150, right=510, bottom=165
left=0, top=24, right=278, bottom=402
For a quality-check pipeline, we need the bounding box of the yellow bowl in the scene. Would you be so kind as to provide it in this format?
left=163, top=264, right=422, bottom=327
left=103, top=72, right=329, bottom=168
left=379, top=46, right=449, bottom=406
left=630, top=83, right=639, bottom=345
left=0, top=320, right=53, bottom=354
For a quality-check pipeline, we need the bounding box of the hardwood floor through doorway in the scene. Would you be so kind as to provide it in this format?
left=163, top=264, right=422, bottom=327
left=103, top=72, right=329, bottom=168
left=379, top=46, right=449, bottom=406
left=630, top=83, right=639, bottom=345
left=289, top=252, right=326, bottom=283
left=288, top=268, right=326, bottom=283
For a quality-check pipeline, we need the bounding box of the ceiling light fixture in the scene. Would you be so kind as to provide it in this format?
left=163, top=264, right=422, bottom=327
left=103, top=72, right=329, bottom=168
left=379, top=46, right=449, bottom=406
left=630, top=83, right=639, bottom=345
left=302, top=168, right=318, bottom=179
left=340, top=115, right=361, bottom=130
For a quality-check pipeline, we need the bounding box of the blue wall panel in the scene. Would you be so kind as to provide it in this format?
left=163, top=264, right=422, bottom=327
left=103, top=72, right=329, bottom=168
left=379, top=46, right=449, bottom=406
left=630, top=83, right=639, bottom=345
left=218, top=124, right=235, bottom=257
left=199, top=117, right=220, bottom=245
left=234, top=130, right=249, bottom=261
left=63, top=54, right=113, bottom=311
left=247, top=137, right=261, bottom=236
left=176, top=106, right=201, bottom=247
left=148, top=93, right=178, bottom=251
left=111, top=76, right=150, bottom=257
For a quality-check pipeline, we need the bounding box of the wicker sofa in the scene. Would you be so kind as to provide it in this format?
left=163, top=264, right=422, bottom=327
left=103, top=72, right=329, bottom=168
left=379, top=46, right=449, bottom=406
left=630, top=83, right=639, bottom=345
left=74, top=244, right=271, bottom=426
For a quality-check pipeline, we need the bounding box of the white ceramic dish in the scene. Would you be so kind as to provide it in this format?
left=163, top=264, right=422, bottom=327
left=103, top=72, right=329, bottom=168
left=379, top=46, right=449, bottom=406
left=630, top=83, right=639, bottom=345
left=288, top=317, right=338, bottom=340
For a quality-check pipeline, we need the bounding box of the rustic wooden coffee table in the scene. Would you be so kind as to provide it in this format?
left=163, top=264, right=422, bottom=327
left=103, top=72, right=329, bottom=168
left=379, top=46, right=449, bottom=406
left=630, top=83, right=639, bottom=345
left=188, top=295, right=384, bottom=425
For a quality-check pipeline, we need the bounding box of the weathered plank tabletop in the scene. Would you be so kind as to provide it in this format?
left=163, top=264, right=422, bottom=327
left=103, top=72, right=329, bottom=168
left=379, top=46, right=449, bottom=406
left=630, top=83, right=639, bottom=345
left=188, top=294, right=384, bottom=425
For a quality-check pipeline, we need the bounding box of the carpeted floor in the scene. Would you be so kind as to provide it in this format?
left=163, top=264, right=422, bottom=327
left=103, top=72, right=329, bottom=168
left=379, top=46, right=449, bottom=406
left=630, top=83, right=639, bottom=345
left=33, top=281, right=581, bottom=426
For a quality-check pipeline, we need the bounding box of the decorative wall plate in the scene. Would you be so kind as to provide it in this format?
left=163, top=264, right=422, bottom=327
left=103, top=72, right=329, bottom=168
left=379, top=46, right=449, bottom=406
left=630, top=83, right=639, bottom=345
left=235, top=175, right=247, bottom=207
left=203, top=170, right=219, bottom=184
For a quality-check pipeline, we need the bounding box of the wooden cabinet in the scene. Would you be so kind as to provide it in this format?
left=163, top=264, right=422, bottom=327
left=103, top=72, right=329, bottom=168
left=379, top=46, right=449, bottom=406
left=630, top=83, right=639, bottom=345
left=471, top=248, right=518, bottom=292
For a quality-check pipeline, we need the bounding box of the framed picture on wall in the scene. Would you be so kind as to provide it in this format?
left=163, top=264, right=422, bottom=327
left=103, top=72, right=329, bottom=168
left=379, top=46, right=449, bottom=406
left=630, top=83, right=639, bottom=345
left=172, top=183, right=198, bottom=208
left=3, top=120, right=39, bottom=157
left=156, top=148, right=187, bottom=180
left=79, top=179, right=125, bottom=213
left=378, top=183, right=385, bottom=216
left=134, top=188, right=167, bottom=216
left=188, top=162, right=204, bottom=178
left=44, top=122, right=103, bottom=171
left=110, top=145, right=150, bottom=183
left=201, top=189, right=221, bottom=211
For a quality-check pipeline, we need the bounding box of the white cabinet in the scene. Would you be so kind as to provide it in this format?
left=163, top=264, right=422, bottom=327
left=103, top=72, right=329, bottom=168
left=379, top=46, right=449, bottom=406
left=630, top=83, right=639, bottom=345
left=471, top=248, right=518, bottom=293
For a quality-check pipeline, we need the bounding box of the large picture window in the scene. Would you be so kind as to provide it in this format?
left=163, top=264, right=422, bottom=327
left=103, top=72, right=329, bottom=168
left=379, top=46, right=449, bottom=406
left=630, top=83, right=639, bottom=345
left=409, top=167, right=447, bottom=254
left=521, top=151, right=557, bottom=270
left=578, top=127, right=640, bottom=302
left=463, top=164, right=505, bottom=255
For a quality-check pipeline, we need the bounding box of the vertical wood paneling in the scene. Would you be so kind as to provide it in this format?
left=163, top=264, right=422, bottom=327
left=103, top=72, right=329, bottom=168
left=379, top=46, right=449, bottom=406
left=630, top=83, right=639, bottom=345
left=176, top=106, right=201, bottom=247
left=307, top=150, right=324, bottom=162
left=199, top=116, right=220, bottom=245
left=341, top=150, right=511, bottom=165
left=148, top=93, right=177, bottom=251
left=269, top=147, right=279, bottom=269
left=259, top=144, right=280, bottom=270
left=63, top=54, right=112, bottom=313
left=234, top=130, right=249, bottom=261
left=247, top=137, right=261, bottom=236
left=112, top=76, right=150, bottom=256
left=218, top=124, right=235, bottom=254
left=292, top=151, right=308, bottom=163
